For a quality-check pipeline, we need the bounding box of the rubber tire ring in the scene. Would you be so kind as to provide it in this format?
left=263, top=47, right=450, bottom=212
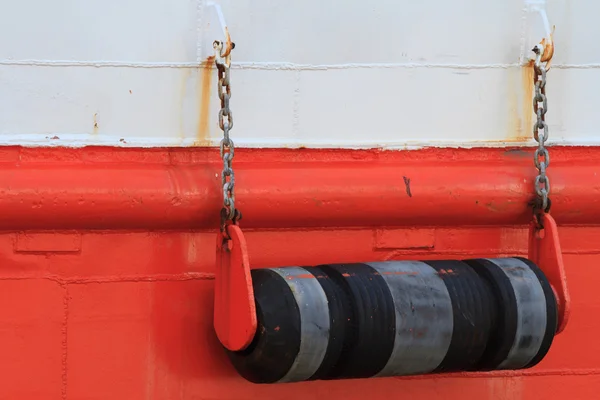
left=464, top=258, right=518, bottom=371
left=306, top=266, right=348, bottom=380
left=317, top=263, right=396, bottom=379
left=425, top=260, right=493, bottom=372
left=514, top=257, right=558, bottom=369
left=226, top=269, right=301, bottom=383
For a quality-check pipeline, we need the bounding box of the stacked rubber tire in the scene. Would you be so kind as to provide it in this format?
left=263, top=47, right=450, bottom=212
left=227, top=258, right=558, bottom=384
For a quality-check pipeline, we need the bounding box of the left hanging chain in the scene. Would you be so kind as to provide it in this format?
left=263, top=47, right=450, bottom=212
left=213, top=30, right=240, bottom=236
left=212, top=30, right=257, bottom=352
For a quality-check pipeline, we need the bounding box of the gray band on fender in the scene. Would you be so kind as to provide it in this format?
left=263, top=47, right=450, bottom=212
left=271, top=267, right=330, bottom=383
left=488, top=257, right=547, bottom=369
left=367, top=261, right=454, bottom=376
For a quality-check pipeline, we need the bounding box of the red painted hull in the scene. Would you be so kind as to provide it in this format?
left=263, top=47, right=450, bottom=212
left=1, top=146, right=598, bottom=399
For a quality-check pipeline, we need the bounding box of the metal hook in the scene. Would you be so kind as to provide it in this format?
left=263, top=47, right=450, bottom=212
left=213, top=28, right=235, bottom=69
left=526, top=0, right=555, bottom=69
left=207, top=1, right=235, bottom=67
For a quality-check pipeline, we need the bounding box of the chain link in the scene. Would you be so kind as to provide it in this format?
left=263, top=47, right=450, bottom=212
left=214, top=39, right=239, bottom=230
left=532, top=43, right=551, bottom=217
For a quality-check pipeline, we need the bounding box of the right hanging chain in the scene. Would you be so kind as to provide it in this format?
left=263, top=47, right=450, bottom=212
left=213, top=30, right=240, bottom=236
left=531, top=31, right=554, bottom=228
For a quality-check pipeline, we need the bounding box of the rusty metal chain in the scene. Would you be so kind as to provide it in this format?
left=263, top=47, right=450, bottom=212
left=532, top=41, right=552, bottom=222
left=214, top=37, right=239, bottom=231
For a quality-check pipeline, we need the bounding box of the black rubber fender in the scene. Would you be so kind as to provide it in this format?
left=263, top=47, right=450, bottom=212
left=306, top=266, right=349, bottom=380
left=514, top=257, right=558, bottom=369
left=226, top=268, right=301, bottom=383
left=474, top=257, right=555, bottom=370
left=227, top=266, right=336, bottom=383
left=366, top=261, right=454, bottom=376
left=317, top=263, right=396, bottom=379
left=423, top=260, right=495, bottom=372
left=463, top=258, right=517, bottom=371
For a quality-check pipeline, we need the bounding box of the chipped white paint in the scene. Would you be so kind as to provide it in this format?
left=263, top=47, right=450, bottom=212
left=0, top=0, right=595, bottom=148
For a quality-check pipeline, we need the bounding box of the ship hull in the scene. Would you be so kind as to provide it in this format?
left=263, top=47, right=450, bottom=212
left=1, top=145, right=597, bottom=399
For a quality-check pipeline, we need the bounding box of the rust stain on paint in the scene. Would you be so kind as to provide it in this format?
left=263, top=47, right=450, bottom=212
left=507, top=68, right=521, bottom=141
left=505, top=61, right=534, bottom=143
left=403, top=176, right=412, bottom=197
left=178, top=69, right=192, bottom=142
left=195, top=56, right=215, bottom=147
left=520, top=61, right=535, bottom=139
left=93, top=113, right=99, bottom=135
left=490, top=61, right=535, bottom=145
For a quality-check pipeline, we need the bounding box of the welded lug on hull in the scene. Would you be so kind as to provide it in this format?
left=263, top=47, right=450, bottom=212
left=528, top=213, right=570, bottom=334
left=214, top=224, right=257, bottom=351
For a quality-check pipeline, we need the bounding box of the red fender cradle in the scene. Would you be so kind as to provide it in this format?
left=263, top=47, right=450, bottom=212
left=214, top=224, right=256, bottom=352
left=528, top=212, right=571, bottom=334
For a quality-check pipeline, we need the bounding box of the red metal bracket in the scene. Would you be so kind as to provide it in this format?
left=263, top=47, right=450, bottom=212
left=528, top=213, right=570, bottom=334
left=214, top=224, right=257, bottom=352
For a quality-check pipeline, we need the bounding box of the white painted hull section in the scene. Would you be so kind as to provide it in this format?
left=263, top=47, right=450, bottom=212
left=0, top=0, right=594, bottom=148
